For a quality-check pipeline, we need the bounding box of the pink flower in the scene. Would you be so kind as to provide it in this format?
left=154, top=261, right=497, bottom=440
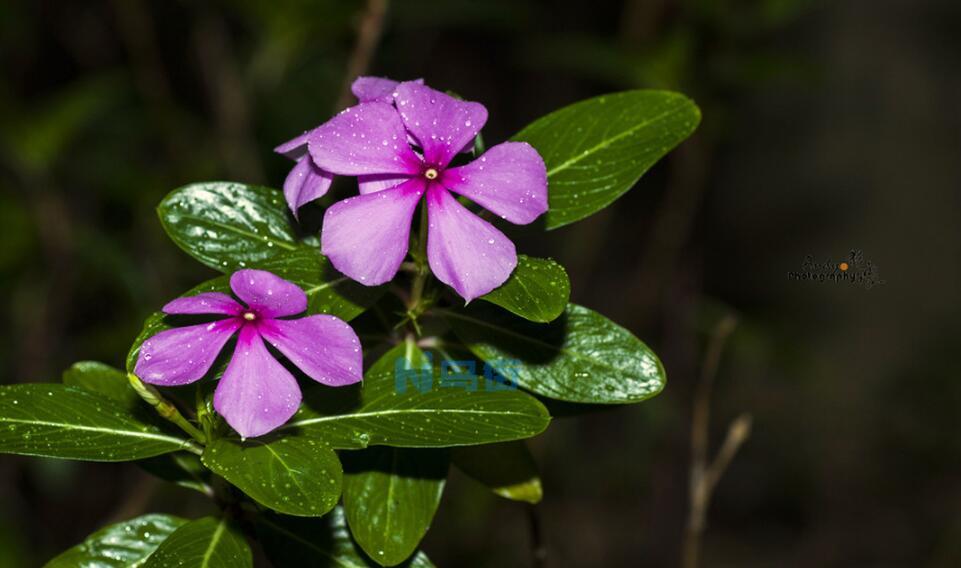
left=134, top=269, right=362, bottom=438
left=274, top=76, right=422, bottom=217
left=308, top=82, right=549, bottom=301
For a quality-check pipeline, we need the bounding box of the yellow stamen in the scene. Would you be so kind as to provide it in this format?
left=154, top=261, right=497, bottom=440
left=424, top=168, right=439, bottom=180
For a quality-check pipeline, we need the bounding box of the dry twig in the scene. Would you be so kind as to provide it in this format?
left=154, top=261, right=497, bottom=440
left=335, top=0, right=390, bottom=110
left=682, top=315, right=751, bottom=568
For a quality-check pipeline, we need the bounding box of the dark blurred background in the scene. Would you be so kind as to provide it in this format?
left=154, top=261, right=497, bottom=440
left=2, top=0, right=959, bottom=566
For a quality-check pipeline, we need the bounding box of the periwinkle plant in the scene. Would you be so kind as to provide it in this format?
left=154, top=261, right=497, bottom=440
left=0, top=76, right=700, bottom=567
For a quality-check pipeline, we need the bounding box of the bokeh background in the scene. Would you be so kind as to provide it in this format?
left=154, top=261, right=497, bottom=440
left=2, top=0, right=960, bottom=566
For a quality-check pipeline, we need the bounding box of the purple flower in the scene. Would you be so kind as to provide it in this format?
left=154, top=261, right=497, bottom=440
left=275, top=132, right=334, bottom=218
left=274, top=76, right=420, bottom=217
left=351, top=76, right=421, bottom=104
left=308, top=82, right=549, bottom=301
left=134, top=269, right=362, bottom=438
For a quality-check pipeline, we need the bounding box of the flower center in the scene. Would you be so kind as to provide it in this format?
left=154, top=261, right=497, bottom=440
left=424, top=168, right=439, bottom=180
left=242, top=311, right=257, bottom=321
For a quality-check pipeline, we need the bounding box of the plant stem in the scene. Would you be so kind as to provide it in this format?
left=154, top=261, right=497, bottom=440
left=403, top=200, right=431, bottom=335
left=128, top=373, right=208, bottom=445
left=335, top=0, right=390, bottom=110
left=682, top=315, right=751, bottom=568
left=410, top=201, right=430, bottom=307
left=195, top=383, right=216, bottom=442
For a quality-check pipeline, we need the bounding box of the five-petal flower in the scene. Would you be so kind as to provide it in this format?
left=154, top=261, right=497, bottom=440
left=308, top=82, right=549, bottom=301
left=274, top=76, right=419, bottom=217
left=134, top=269, right=362, bottom=438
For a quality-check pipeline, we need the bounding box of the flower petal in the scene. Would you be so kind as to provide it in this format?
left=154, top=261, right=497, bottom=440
left=213, top=325, right=301, bottom=438
left=321, top=178, right=425, bottom=286
left=284, top=155, right=334, bottom=215
left=135, top=319, right=242, bottom=386
left=426, top=185, right=517, bottom=302
left=441, top=142, right=549, bottom=225
left=349, top=76, right=399, bottom=103
left=259, top=315, right=363, bottom=387
left=308, top=102, right=422, bottom=176
left=229, top=269, right=307, bottom=318
left=394, top=82, right=487, bottom=168
left=351, top=77, right=425, bottom=103
left=274, top=130, right=312, bottom=159
left=163, top=292, right=243, bottom=316
left=358, top=173, right=410, bottom=195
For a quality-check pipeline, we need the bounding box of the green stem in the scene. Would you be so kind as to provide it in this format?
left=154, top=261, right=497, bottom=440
left=432, top=344, right=465, bottom=374
left=403, top=199, right=432, bottom=336
left=128, top=373, right=208, bottom=445
left=409, top=200, right=430, bottom=308
left=196, top=384, right=214, bottom=442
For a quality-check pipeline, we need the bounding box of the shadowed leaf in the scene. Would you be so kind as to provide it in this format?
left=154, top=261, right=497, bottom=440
left=0, top=385, right=192, bottom=461
left=202, top=437, right=342, bottom=517
left=144, top=517, right=251, bottom=568
left=480, top=255, right=570, bottom=323
left=257, top=507, right=435, bottom=568
left=445, top=303, right=666, bottom=404
left=44, top=514, right=186, bottom=568
left=513, top=90, right=700, bottom=229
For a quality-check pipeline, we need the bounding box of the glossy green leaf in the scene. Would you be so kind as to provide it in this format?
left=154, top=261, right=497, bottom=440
left=343, top=447, right=448, bottom=566
left=157, top=181, right=300, bottom=271
left=138, top=453, right=212, bottom=496
left=366, top=341, right=432, bottom=376
left=256, top=507, right=435, bottom=568
left=480, top=255, right=570, bottom=323
left=60, top=363, right=213, bottom=493
left=445, top=303, right=666, bottom=404
left=0, top=384, right=193, bottom=461
left=276, top=343, right=551, bottom=448
left=513, top=90, right=700, bottom=229
left=125, top=248, right=382, bottom=373
left=144, top=516, right=251, bottom=568
left=202, top=437, right=342, bottom=517
left=452, top=441, right=542, bottom=504
left=62, top=360, right=140, bottom=407
left=44, top=514, right=186, bottom=568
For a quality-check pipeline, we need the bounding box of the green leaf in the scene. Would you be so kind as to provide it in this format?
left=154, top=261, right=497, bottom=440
left=63, top=360, right=140, bottom=407
left=0, top=384, right=193, bottom=461
left=61, top=362, right=213, bottom=493
left=445, top=303, right=667, bottom=404
left=202, top=437, right=342, bottom=517
left=452, top=441, right=542, bottom=504
left=256, top=507, right=435, bottom=568
left=513, top=90, right=700, bottom=229
left=144, top=516, right=251, bottom=568
left=278, top=344, right=551, bottom=448
left=248, top=247, right=386, bottom=320
left=44, top=514, right=187, bottom=568
left=343, top=447, right=448, bottom=566
left=138, top=453, right=212, bottom=496
left=157, top=181, right=301, bottom=272
left=366, top=341, right=432, bottom=376
left=125, top=248, right=382, bottom=372
left=480, top=255, right=570, bottom=323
